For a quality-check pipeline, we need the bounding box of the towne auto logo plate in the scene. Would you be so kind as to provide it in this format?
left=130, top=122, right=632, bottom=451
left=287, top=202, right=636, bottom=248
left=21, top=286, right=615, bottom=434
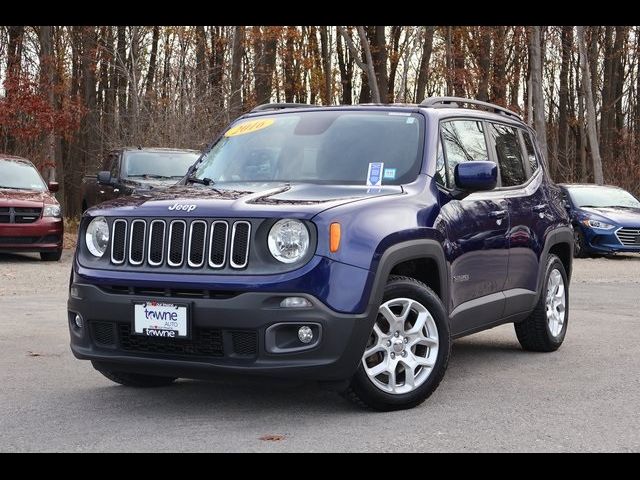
left=133, top=301, right=188, bottom=338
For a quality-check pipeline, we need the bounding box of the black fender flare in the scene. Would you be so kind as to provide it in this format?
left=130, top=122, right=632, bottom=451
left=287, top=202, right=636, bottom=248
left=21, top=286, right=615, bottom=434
left=534, top=226, right=574, bottom=303
left=366, top=239, right=449, bottom=315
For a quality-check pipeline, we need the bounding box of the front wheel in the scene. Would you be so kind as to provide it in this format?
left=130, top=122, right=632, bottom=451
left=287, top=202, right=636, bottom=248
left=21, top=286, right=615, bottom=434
left=573, top=228, right=589, bottom=258
left=343, top=276, right=451, bottom=411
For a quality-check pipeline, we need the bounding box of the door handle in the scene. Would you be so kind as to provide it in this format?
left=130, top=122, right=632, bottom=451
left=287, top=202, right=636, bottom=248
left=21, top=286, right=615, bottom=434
left=488, top=210, right=508, bottom=219
left=532, top=204, right=546, bottom=212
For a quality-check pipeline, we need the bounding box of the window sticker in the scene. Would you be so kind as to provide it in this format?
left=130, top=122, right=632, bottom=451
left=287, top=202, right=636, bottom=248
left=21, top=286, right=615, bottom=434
left=383, top=168, right=397, bottom=180
left=367, top=162, right=384, bottom=186
left=224, top=118, right=275, bottom=137
left=406, top=117, right=416, bottom=124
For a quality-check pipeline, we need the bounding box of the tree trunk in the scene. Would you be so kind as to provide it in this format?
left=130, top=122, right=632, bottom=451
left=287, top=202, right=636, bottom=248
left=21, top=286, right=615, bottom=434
left=477, top=27, right=491, bottom=102
left=229, top=26, right=244, bottom=118
left=452, top=27, right=466, bottom=97
left=4, top=26, right=24, bottom=153
left=319, top=26, right=332, bottom=104
left=557, top=26, right=573, bottom=180
left=577, top=26, right=604, bottom=184
left=338, top=26, right=380, bottom=103
left=415, top=26, right=435, bottom=103
left=530, top=26, right=548, bottom=166
left=145, top=25, right=159, bottom=95
left=387, top=26, right=402, bottom=101
left=253, top=27, right=278, bottom=105
left=38, top=26, right=58, bottom=182
left=491, top=26, right=506, bottom=104
left=336, top=29, right=353, bottom=104
left=370, top=26, right=389, bottom=102
left=116, top=26, right=128, bottom=138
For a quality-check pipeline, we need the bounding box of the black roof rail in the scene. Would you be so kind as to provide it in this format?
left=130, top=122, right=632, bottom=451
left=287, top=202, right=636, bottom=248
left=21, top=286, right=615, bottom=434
left=420, top=96, right=522, bottom=121
left=251, top=103, right=318, bottom=112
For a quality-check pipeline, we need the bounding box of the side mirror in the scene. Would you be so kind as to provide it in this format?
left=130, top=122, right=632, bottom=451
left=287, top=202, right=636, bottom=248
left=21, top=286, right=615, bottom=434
left=454, top=161, right=498, bottom=192
left=48, top=181, right=59, bottom=193
left=97, top=171, right=113, bottom=186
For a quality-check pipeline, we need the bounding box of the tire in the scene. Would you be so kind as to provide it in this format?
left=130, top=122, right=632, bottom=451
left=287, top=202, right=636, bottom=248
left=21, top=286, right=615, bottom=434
left=573, top=228, right=589, bottom=258
left=40, top=250, right=62, bottom=262
left=343, top=275, right=451, bottom=411
left=515, top=254, right=569, bottom=352
left=95, top=368, right=177, bottom=388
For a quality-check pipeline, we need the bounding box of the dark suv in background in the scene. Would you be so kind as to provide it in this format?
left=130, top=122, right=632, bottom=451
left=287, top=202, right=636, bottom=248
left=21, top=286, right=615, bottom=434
left=68, top=98, right=573, bottom=411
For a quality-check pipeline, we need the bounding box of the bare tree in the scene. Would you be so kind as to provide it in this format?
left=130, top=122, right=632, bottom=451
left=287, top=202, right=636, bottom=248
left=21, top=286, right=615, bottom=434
left=577, top=25, right=604, bottom=184
left=337, top=26, right=381, bottom=103
left=530, top=26, right=548, bottom=165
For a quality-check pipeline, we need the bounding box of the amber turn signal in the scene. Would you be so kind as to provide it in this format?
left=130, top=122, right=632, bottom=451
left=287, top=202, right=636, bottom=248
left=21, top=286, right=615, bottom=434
left=330, top=222, right=341, bottom=253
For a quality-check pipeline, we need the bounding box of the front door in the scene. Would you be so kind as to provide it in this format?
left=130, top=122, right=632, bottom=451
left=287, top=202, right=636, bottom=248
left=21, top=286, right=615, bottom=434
left=436, top=119, right=510, bottom=336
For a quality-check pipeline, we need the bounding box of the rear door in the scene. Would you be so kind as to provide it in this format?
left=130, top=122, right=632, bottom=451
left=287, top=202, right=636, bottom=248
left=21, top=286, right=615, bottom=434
left=487, top=123, right=551, bottom=317
left=436, top=119, right=510, bottom=335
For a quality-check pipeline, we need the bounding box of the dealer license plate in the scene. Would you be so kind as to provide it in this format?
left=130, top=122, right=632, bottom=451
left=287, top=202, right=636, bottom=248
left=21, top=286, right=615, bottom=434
left=133, top=301, right=189, bottom=339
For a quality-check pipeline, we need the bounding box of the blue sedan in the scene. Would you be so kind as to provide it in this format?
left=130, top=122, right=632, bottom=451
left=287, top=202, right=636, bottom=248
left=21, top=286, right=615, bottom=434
left=559, top=184, right=640, bottom=257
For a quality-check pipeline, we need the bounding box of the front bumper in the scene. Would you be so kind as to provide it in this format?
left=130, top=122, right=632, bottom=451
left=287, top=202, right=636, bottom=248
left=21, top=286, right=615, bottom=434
left=583, top=227, right=640, bottom=254
left=0, top=217, right=63, bottom=252
left=68, top=282, right=376, bottom=381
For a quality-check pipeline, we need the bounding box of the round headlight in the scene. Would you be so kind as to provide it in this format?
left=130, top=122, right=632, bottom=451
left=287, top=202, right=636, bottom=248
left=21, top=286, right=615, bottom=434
left=268, top=219, right=310, bottom=264
left=85, top=216, right=110, bottom=257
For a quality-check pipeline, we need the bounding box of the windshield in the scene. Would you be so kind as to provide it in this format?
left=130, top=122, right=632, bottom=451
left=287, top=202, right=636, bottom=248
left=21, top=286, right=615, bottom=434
left=193, top=111, right=424, bottom=185
left=0, top=160, right=47, bottom=191
left=124, top=151, right=200, bottom=178
left=567, top=186, right=640, bottom=208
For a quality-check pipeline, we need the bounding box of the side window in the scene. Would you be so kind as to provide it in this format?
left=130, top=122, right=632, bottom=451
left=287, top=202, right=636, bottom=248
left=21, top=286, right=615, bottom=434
left=522, top=130, right=539, bottom=174
left=434, top=138, right=447, bottom=187
left=490, top=123, right=526, bottom=187
left=441, top=120, right=489, bottom=188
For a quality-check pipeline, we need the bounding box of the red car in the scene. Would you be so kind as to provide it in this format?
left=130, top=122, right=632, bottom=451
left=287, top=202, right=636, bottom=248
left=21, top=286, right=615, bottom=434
left=0, top=155, right=63, bottom=261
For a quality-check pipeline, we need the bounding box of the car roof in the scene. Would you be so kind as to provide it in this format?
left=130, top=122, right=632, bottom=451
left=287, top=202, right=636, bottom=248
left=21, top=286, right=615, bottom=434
left=0, top=154, right=34, bottom=165
left=243, top=103, right=528, bottom=128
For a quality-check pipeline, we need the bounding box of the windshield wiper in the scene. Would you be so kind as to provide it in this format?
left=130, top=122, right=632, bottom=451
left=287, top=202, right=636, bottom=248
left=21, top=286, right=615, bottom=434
left=186, top=175, right=213, bottom=186
left=128, top=174, right=174, bottom=179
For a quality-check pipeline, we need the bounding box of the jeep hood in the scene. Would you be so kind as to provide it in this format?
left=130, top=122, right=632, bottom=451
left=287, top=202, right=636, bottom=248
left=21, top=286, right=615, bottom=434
left=581, top=206, right=640, bottom=227
left=89, top=182, right=404, bottom=219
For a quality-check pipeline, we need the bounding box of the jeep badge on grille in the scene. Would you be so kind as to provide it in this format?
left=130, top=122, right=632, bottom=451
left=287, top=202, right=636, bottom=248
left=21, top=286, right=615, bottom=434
left=168, top=203, right=197, bottom=212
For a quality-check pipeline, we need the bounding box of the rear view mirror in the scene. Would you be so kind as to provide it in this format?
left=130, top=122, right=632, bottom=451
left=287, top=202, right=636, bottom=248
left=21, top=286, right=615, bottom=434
left=455, top=161, right=498, bottom=192
left=97, top=171, right=113, bottom=185
left=48, top=181, right=59, bottom=193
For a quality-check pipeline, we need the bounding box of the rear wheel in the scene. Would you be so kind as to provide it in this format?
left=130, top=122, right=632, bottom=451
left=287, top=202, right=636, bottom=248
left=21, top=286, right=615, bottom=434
left=95, top=368, right=177, bottom=388
left=343, top=276, right=450, bottom=411
left=40, top=250, right=62, bottom=262
left=515, top=254, right=569, bottom=352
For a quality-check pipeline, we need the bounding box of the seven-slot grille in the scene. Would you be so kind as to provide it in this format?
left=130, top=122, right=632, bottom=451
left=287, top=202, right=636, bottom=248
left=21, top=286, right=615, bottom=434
left=0, top=207, right=42, bottom=224
left=110, top=218, right=251, bottom=269
left=616, top=227, right=640, bottom=246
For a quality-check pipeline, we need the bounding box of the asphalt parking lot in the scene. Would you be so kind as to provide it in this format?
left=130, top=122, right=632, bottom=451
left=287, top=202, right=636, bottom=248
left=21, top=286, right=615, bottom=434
left=1, top=250, right=639, bottom=452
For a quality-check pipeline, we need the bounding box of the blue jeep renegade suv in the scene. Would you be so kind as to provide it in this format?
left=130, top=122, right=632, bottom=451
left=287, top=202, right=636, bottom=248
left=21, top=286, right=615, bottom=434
left=68, top=97, right=573, bottom=411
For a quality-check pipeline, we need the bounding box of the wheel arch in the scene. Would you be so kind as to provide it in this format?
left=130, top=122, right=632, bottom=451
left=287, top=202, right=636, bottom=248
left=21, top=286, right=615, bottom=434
left=367, top=239, right=449, bottom=316
left=536, top=227, right=573, bottom=298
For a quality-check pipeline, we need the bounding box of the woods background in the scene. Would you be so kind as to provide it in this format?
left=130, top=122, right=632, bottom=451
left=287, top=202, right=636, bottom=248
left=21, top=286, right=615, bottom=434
left=1, top=26, right=639, bottom=217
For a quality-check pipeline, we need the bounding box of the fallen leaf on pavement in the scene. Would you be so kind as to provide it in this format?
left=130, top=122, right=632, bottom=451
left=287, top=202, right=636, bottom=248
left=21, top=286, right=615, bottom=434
left=259, top=434, right=285, bottom=442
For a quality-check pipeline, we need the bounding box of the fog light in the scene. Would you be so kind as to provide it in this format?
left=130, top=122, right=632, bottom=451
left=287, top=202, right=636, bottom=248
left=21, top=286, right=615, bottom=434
left=298, top=326, right=313, bottom=344
left=280, top=297, right=312, bottom=308
left=74, top=314, right=83, bottom=328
